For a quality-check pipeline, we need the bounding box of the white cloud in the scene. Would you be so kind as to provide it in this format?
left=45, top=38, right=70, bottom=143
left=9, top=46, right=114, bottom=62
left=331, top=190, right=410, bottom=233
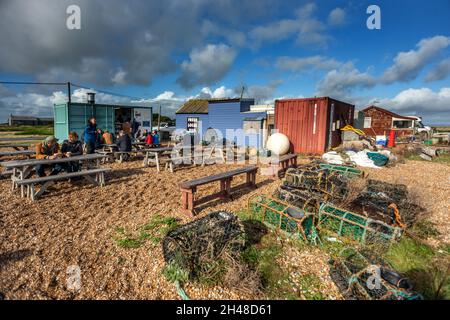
left=381, top=35, right=450, bottom=83
left=328, top=8, right=346, bottom=26
left=177, top=44, right=236, bottom=89
left=379, top=87, right=450, bottom=113
left=276, top=55, right=341, bottom=71
left=249, top=3, right=329, bottom=48
left=317, top=63, right=376, bottom=98
left=425, top=58, right=450, bottom=82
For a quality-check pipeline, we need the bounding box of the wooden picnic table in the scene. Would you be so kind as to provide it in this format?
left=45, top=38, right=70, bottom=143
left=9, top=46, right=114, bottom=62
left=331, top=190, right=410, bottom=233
left=0, top=150, right=35, bottom=159
left=0, top=144, right=31, bottom=150
left=0, top=137, right=44, bottom=142
left=0, top=153, right=107, bottom=195
left=142, top=147, right=173, bottom=171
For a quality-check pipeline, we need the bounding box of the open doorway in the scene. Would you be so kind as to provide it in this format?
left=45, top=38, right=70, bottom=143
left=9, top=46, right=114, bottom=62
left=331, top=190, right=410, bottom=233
left=114, top=107, right=132, bottom=134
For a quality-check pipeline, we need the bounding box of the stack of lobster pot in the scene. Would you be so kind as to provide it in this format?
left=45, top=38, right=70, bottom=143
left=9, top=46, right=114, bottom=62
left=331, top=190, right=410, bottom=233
left=276, top=165, right=349, bottom=212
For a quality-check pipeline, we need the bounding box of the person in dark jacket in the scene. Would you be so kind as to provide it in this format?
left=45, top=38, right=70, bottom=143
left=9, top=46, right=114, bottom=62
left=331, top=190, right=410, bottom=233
left=117, top=130, right=132, bottom=161
left=84, top=117, right=97, bottom=154
left=61, top=131, right=83, bottom=173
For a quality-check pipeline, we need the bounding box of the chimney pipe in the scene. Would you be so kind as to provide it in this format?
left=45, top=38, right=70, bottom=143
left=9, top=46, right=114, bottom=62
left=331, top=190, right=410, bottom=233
left=87, top=92, right=96, bottom=105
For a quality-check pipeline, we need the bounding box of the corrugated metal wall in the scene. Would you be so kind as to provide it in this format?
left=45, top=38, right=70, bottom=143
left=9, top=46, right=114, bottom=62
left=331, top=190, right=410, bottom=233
left=275, top=97, right=354, bottom=154
left=275, top=98, right=329, bottom=154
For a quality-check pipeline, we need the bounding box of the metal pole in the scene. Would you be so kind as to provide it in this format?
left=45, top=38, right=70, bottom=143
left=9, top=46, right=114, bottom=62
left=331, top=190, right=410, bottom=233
left=67, top=82, right=71, bottom=104
left=157, top=105, right=161, bottom=130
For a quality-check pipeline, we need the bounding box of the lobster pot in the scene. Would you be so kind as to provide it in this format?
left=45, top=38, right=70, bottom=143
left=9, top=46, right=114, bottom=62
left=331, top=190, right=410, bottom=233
left=329, top=248, right=422, bottom=300
left=317, top=203, right=403, bottom=244
left=248, top=194, right=316, bottom=242
left=283, top=167, right=349, bottom=200
left=318, top=163, right=364, bottom=178
left=276, top=186, right=322, bottom=214
left=162, top=211, right=244, bottom=279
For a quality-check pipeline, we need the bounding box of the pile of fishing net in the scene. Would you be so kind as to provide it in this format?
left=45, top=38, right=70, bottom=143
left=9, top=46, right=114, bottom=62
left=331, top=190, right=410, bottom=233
left=348, top=179, right=423, bottom=227
left=329, top=247, right=422, bottom=300
left=162, top=211, right=245, bottom=281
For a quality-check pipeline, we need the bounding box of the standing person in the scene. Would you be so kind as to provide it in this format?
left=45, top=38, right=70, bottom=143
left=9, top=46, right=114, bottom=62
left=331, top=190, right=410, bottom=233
left=132, top=118, right=140, bottom=138
left=61, top=131, right=83, bottom=173
left=35, top=136, right=64, bottom=177
left=117, top=130, right=132, bottom=161
left=84, top=117, right=97, bottom=154
left=123, top=118, right=131, bottom=136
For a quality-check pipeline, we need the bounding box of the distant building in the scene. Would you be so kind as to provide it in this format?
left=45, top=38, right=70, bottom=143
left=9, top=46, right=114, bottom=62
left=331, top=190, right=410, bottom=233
left=362, top=106, right=417, bottom=137
left=8, top=115, right=54, bottom=126
left=175, top=98, right=268, bottom=148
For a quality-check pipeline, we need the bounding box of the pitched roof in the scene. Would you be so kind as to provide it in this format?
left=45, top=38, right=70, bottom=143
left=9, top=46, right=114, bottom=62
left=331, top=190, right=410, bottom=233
left=175, top=98, right=254, bottom=114
left=362, top=105, right=416, bottom=120
left=176, top=99, right=209, bottom=114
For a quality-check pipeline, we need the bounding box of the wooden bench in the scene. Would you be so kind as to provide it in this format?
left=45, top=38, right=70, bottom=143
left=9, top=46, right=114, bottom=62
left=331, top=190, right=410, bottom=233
left=15, top=168, right=110, bottom=201
left=269, top=153, right=298, bottom=178
left=179, top=166, right=258, bottom=215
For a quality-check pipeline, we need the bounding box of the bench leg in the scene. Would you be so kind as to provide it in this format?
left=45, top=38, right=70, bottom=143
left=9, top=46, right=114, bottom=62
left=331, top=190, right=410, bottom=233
left=30, top=184, right=35, bottom=201
left=155, top=153, right=160, bottom=172
left=34, top=181, right=52, bottom=199
left=180, top=188, right=194, bottom=215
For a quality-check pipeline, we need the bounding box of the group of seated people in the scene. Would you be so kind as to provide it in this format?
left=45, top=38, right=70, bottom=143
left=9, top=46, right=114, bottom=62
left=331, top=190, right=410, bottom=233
left=35, top=132, right=83, bottom=177
left=34, top=117, right=162, bottom=176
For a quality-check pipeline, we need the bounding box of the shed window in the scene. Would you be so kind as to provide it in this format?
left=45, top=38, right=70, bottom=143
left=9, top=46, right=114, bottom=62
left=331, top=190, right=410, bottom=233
left=364, top=117, right=372, bottom=128
left=392, top=120, right=413, bottom=129
left=187, top=117, right=199, bottom=132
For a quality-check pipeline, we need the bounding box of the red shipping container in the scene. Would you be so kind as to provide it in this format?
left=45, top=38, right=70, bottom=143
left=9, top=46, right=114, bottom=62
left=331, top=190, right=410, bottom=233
left=275, top=97, right=354, bottom=154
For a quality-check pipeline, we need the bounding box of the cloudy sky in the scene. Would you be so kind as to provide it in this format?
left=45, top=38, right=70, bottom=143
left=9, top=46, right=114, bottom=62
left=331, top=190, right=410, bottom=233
left=0, top=0, right=449, bottom=124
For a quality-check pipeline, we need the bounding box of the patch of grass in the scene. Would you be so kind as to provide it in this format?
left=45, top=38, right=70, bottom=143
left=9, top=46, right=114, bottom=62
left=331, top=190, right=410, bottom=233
left=163, top=260, right=189, bottom=284
left=114, top=215, right=179, bottom=249
left=404, top=150, right=450, bottom=165
left=241, top=233, right=300, bottom=299
left=0, top=125, right=53, bottom=136
left=384, top=237, right=450, bottom=299
left=298, top=274, right=326, bottom=300
left=412, top=220, right=441, bottom=239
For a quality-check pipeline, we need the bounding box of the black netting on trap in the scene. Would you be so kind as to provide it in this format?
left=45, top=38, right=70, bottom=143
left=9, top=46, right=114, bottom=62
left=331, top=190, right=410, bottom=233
left=283, top=167, right=349, bottom=200
left=349, top=179, right=423, bottom=227
left=328, top=248, right=422, bottom=300
left=275, top=185, right=322, bottom=214
left=162, top=211, right=244, bottom=280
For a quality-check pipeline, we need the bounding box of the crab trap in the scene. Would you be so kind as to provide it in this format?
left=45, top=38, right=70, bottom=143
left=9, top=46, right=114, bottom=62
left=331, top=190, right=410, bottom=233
left=318, top=163, right=364, bottom=178
left=283, top=167, right=349, bottom=200
left=162, top=211, right=244, bottom=280
left=329, top=247, right=422, bottom=300
left=247, top=194, right=318, bottom=243
left=317, top=203, right=403, bottom=244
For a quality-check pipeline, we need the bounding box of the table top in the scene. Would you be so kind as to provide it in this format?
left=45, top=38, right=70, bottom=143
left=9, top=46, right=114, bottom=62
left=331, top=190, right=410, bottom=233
left=0, top=144, right=31, bottom=149
left=0, top=150, right=35, bottom=157
left=143, top=147, right=173, bottom=153
left=0, top=137, right=44, bottom=142
left=0, top=153, right=107, bottom=168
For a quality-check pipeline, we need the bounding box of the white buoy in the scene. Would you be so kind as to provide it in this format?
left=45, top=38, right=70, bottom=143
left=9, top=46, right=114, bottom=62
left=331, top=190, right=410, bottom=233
left=266, top=133, right=290, bottom=155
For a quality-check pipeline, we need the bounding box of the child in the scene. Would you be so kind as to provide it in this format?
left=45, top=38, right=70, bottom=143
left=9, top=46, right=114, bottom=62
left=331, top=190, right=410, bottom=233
left=152, top=130, right=160, bottom=147
left=145, top=130, right=153, bottom=146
